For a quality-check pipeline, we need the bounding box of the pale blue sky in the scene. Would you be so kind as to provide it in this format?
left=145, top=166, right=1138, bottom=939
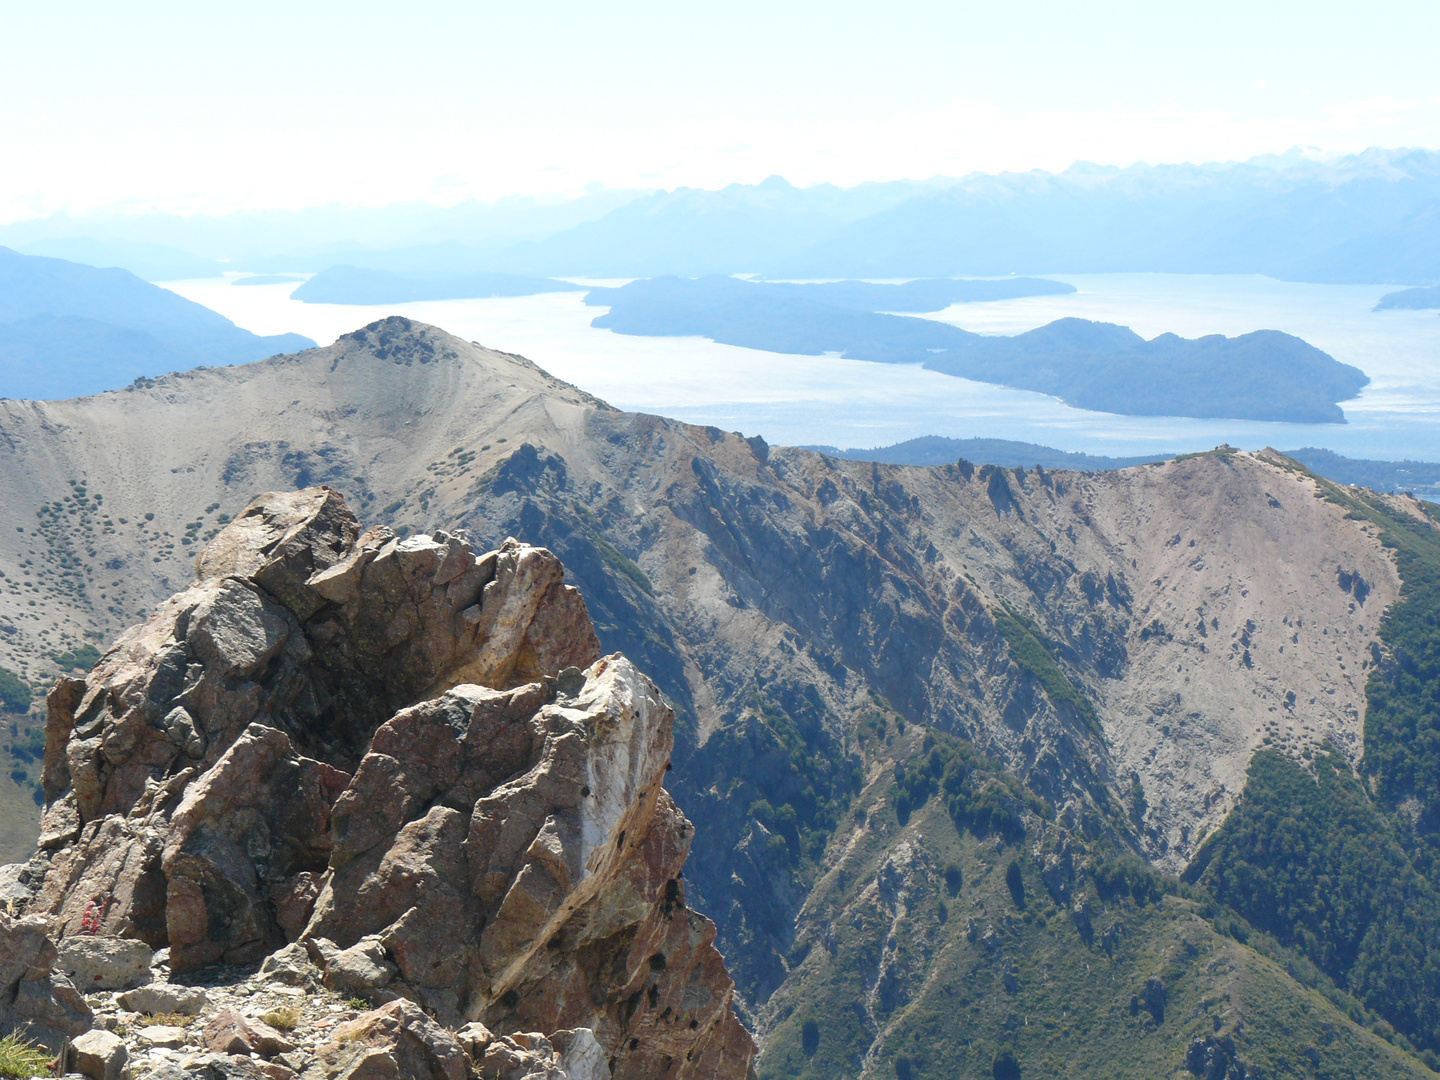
left=3, top=0, right=1438, bottom=216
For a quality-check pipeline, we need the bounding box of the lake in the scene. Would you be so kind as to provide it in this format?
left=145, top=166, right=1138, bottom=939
left=162, top=273, right=1440, bottom=461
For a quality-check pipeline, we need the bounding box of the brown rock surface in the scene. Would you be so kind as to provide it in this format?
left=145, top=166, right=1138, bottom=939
left=18, top=487, right=751, bottom=1079
left=302, top=999, right=471, bottom=1080
left=202, top=1006, right=297, bottom=1057
left=0, top=911, right=93, bottom=1048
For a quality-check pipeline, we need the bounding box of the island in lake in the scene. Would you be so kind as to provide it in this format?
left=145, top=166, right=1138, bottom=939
left=1374, top=284, right=1440, bottom=310
left=586, top=275, right=1369, bottom=424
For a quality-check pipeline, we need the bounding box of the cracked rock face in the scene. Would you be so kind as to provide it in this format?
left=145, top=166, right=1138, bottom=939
left=13, top=486, right=754, bottom=1079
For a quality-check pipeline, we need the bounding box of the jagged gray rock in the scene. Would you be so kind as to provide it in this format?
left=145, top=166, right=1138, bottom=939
left=55, top=934, right=152, bottom=990
left=116, top=981, right=207, bottom=1015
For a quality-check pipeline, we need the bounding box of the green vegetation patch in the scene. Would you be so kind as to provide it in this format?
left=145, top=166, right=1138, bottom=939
left=991, top=604, right=1101, bottom=736
left=892, top=730, right=1048, bottom=840
left=761, top=781, right=1429, bottom=1080
left=51, top=644, right=101, bottom=671
left=674, top=678, right=864, bottom=1000
left=587, top=532, right=653, bottom=596
left=1171, top=442, right=1240, bottom=464
left=569, top=501, right=653, bottom=595
left=0, top=669, right=30, bottom=714
left=1190, top=747, right=1440, bottom=1053
left=0, top=1032, right=51, bottom=1077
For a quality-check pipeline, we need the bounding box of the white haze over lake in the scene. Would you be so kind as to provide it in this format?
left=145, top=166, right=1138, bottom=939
left=163, top=273, right=1440, bottom=462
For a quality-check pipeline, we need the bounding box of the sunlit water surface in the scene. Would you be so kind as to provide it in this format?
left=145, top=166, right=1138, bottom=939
left=163, top=273, right=1440, bottom=461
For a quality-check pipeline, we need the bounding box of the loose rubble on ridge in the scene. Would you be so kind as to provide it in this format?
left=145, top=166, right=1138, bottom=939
left=0, top=487, right=755, bottom=1080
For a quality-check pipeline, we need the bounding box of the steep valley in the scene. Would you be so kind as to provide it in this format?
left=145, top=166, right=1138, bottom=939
left=1, top=317, right=1437, bottom=1077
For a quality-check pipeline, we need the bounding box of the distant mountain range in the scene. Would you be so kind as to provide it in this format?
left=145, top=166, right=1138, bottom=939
left=16, top=237, right=222, bottom=281
left=0, top=247, right=313, bottom=399
left=807, top=436, right=1440, bottom=498
left=588, top=275, right=1369, bottom=423
left=805, top=436, right=1169, bottom=470
left=757, top=149, right=1440, bottom=284
left=5, top=148, right=1440, bottom=285
left=0, top=190, right=647, bottom=281
left=487, top=174, right=949, bottom=278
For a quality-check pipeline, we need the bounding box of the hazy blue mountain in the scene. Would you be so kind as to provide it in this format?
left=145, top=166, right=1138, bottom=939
left=492, top=175, right=948, bottom=277
left=589, top=275, right=1368, bottom=423
left=0, top=188, right=648, bottom=271
left=17, top=237, right=222, bottom=282
left=0, top=247, right=313, bottom=399
left=482, top=147, right=1440, bottom=283
left=1375, top=283, right=1440, bottom=310
left=779, top=148, right=1440, bottom=283
left=803, top=435, right=1167, bottom=469
left=292, top=266, right=583, bottom=305
left=8, top=148, right=1440, bottom=283
left=1286, top=197, right=1440, bottom=285
left=0, top=316, right=199, bottom=400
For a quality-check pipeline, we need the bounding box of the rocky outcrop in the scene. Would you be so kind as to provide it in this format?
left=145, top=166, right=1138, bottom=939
left=16, top=487, right=754, bottom=1079
left=0, top=912, right=92, bottom=1048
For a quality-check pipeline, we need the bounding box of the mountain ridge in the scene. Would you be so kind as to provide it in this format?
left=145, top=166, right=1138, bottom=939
left=0, top=320, right=1435, bottom=1076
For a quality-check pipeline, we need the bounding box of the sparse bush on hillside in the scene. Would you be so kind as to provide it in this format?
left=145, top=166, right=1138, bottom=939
left=51, top=644, right=100, bottom=671
left=0, top=668, right=29, bottom=714
left=891, top=728, right=1041, bottom=841
left=992, top=604, right=1101, bottom=737
left=800, top=1019, right=819, bottom=1057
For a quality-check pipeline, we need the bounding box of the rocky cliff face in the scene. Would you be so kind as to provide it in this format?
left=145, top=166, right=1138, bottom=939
left=7, top=487, right=754, bottom=1078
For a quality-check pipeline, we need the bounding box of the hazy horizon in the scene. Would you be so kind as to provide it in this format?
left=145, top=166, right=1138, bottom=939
left=5, top=1, right=1440, bottom=218
left=0, top=143, right=1426, bottom=225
